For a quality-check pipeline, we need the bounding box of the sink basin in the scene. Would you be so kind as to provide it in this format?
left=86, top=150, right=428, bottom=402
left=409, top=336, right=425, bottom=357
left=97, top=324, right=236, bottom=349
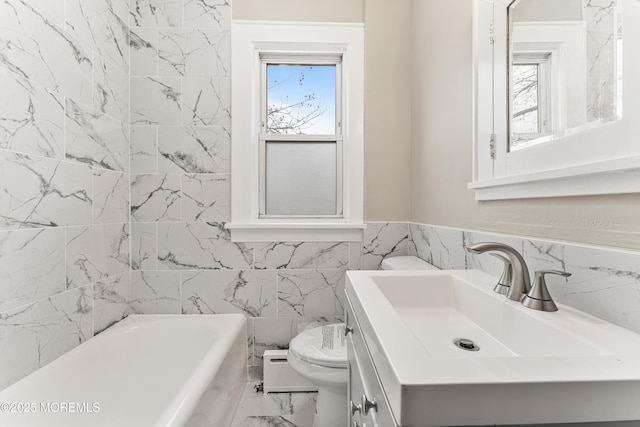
left=346, top=269, right=640, bottom=426
left=374, top=274, right=603, bottom=359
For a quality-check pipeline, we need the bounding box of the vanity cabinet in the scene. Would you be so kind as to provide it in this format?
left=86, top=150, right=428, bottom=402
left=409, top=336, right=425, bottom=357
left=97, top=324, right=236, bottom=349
left=346, top=294, right=398, bottom=427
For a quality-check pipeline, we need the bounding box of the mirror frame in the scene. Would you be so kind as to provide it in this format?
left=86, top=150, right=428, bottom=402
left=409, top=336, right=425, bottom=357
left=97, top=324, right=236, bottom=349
left=469, top=0, right=640, bottom=201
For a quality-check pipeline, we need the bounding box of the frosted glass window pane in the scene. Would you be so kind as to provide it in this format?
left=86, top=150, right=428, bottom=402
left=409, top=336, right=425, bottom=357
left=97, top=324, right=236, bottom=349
left=266, top=65, right=336, bottom=135
left=265, top=142, right=336, bottom=215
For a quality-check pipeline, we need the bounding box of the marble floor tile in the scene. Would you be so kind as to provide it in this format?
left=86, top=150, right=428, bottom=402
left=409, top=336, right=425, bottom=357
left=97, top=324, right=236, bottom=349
left=231, top=381, right=317, bottom=427
left=231, top=415, right=314, bottom=427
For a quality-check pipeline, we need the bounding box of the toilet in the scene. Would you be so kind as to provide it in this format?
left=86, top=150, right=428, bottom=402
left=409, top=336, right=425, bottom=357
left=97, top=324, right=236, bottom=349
left=288, top=323, right=348, bottom=427
left=287, top=256, right=436, bottom=427
left=380, top=255, right=439, bottom=271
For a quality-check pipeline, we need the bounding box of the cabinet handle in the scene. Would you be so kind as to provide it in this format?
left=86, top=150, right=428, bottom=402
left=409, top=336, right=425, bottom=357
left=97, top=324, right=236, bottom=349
left=345, top=325, right=354, bottom=335
left=361, top=395, right=377, bottom=414
left=350, top=400, right=362, bottom=415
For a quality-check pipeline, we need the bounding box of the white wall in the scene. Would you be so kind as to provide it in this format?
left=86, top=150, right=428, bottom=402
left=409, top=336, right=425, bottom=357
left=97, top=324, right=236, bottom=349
left=233, top=0, right=364, bottom=22
left=364, top=0, right=413, bottom=221
left=411, top=0, right=640, bottom=250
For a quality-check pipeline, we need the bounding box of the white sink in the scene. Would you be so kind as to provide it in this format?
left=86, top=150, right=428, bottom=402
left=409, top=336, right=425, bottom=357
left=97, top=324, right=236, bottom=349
left=346, top=269, right=640, bottom=426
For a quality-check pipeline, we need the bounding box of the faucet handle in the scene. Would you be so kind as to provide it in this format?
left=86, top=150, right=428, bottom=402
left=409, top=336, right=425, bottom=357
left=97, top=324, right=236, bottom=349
left=522, top=270, right=571, bottom=312
left=489, top=253, right=512, bottom=295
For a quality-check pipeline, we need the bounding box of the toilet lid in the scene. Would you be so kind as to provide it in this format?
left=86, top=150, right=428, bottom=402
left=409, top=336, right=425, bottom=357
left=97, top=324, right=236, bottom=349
left=289, top=324, right=348, bottom=369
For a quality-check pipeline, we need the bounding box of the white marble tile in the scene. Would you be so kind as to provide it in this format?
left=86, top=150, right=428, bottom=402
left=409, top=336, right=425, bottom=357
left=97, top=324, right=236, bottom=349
left=93, top=272, right=130, bottom=335
left=130, top=125, right=158, bottom=173
left=522, top=239, right=567, bottom=273
left=429, top=226, right=466, bottom=270
left=105, top=0, right=131, bottom=24
left=0, top=152, right=92, bottom=229
left=131, top=222, right=158, bottom=270
left=182, top=77, right=230, bottom=126
left=130, top=270, right=181, bottom=314
left=27, top=0, right=65, bottom=27
left=0, top=286, right=93, bottom=389
left=130, top=174, right=181, bottom=222
left=131, top=76, right=182, bottom=125
left=158, top=125, right=231, bottom=173
left=157, top=222, right=253, bottom=270
left=183, top=0, right=231, bottom=29
left=158, top=29, right=230, bottom=77
left=182, top=270, right=278, bottom=317
left=248, top=365, right=262, bottom=382
left=254, top=242, right=349, bottom=270
left=277, top=269, right=345, bottom=318
left=0, top=228, right=65, bottom=312
left=182, top=174, right=230, bottom=222
left=130, top=28, right=158, bottom=76
left=65, top=98, right=130, bottom=172
left=408, top=222, right=432, bottom=263
left=0, top=67, right=65, bottom=159
left=65, top=0, right=130, bottom=72
left=0, top=0, right=93, bottom=106
left=552, top=244, right=640, bottom=333
left=92, top=54, right=129, bottom=120
left=252, top=318, right=292, bottom=360
left=246, top=317, right=255, bottom=366
left=362, top=222, right=409, bottom=270
left=93, top=168, right=129, bottom=224
left=231, top=415, right=314, bottom=427
left=349, top=242, right=362, bottom=270
left=130, top=0, right=182, bottom=28
left=521, top=239, right=640, bottom=333
left=66, top=223, right=130, bottom=289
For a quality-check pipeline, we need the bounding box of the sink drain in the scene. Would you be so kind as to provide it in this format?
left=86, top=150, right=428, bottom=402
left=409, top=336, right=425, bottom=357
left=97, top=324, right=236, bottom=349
left=453, top=338, right=480, bottom=352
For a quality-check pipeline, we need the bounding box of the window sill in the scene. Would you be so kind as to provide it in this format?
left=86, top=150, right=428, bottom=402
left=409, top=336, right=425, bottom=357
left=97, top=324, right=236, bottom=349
left=468, top=156, right=640, bottom=201
left=225, top=222, right=367, bottom=242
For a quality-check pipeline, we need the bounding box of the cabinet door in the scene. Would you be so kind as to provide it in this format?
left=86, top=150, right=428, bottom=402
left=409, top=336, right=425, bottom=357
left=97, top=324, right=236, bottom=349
left=348, top=334, right=367, bottom=426
left=346, top=296, right=398, bottom=427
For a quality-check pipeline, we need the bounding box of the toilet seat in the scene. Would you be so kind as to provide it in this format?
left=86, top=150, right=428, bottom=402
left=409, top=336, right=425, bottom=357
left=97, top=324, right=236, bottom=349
left=289, top=324, right=347, bottom=369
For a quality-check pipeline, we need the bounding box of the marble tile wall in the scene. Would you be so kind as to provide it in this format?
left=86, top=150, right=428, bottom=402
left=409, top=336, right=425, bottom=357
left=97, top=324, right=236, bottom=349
left=405, top=222, right=640, bottom=334
left=127, top=0, right=357, bottom=378
left=0, top=0, right=131, bottom=389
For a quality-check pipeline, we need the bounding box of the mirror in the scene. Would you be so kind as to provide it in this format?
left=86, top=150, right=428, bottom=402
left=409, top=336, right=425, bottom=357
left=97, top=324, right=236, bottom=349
left=508, top=0, right=622, bottom=150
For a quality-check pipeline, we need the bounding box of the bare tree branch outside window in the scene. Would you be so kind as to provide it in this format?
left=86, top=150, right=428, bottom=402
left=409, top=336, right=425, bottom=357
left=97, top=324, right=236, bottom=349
left=266, top=65, right=334, bottom=135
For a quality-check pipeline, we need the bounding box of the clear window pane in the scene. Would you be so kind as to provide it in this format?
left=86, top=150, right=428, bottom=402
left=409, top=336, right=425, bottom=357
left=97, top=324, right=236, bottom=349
left=266, top=65, right=336, bottom=135
left=265, top=142, right=337, bottom=215
left=512, top=63, right=540, bottom=136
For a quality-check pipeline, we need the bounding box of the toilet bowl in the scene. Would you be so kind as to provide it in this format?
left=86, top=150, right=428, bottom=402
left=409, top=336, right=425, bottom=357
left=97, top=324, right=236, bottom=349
left=286, top=257, right=436, bottom=427
left=288, top=323, right=347, bottom=427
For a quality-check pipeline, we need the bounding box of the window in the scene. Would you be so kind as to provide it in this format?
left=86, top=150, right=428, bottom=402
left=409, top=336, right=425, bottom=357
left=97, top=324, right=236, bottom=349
left=470, top=0, right=640, bottom=201
left=229, top=21, right=364, bottom=242
left=511, top=53, right=553, bottom=146
left=260, top=58, right=342, bottom=217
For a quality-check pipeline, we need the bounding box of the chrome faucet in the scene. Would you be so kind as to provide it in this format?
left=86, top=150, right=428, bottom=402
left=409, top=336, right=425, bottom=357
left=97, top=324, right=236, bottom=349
left=465, top=242, right=531, bottom=302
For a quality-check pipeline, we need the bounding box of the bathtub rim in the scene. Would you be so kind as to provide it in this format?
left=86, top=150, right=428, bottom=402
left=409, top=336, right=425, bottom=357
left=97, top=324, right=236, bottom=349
left=0, top=313, right=248, bottom=427
left=150, top=314, right=247, bottom=427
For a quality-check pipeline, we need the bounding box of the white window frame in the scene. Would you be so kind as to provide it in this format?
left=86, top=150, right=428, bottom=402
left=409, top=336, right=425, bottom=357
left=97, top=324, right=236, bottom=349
left=259, top=55, right=343, bottom=218
left=228, top=21, right=365, bottom=242
left=510, top=52, right=554, bottom=145
left=470, top=0, right=640, bottom=201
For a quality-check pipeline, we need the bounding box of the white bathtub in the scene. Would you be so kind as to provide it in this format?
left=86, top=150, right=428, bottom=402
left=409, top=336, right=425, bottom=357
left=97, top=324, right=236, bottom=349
left=0, top=314, right=247, bottom=427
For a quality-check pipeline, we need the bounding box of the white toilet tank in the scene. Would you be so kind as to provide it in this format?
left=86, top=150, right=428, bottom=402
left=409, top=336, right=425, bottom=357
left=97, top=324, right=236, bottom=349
left=380, top=255, right=438, bottom=270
